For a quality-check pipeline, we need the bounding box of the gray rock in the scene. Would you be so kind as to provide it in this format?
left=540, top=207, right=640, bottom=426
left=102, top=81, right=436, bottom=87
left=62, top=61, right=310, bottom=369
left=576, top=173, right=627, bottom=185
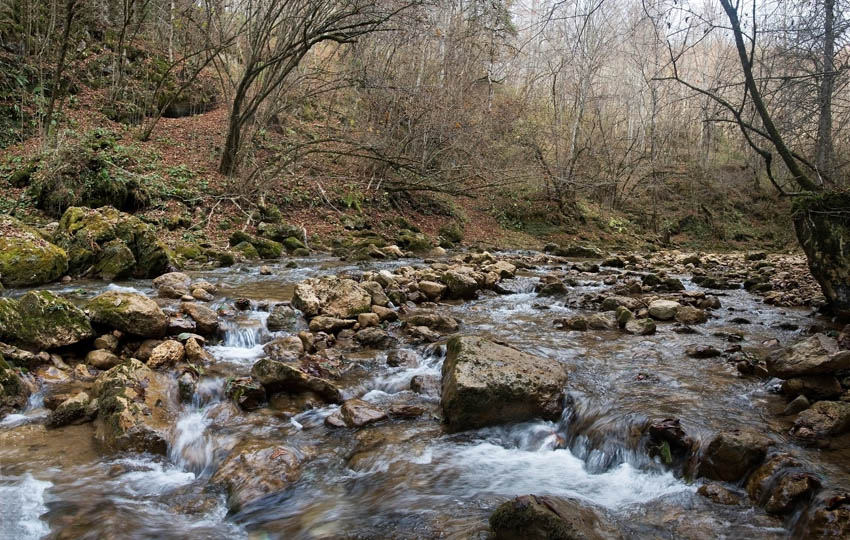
left=441, top=336, right=567, bottom=432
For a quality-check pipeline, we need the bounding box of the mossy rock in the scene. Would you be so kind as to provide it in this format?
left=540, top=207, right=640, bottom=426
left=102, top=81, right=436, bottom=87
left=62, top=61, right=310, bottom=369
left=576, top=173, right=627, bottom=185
left=292, top=248, right=310, bottom=257
left=207, top=249, right=235, bottom=267
left=229, top=230, right=253, bottom=246
left=54, top=206, right=171, bottom=278
left=0, top=215, right=68, bottom=287
left=175, top=243, right=206, bottom=263
left=396, top=230, right=433, bottom=253
left=233, top=241, right=259, bottom=260
left=1, top=352, right=28, bottom=415
left=283, top=236, right=307, bottom=252
left=251, top=237, right=283, bottom=259
left=438, top=222, right=464, bottom=244
left=0, top=291, right=93, bottom=349
left=257, top=221, right=302, bottom=242
left=94, top=239, right=136, bottom=280
left=87, top=291, right=167, bottom=338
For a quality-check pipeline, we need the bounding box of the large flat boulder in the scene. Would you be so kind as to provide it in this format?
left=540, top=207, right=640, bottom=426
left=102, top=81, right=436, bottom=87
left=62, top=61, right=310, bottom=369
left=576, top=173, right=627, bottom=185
left=92, top=359, right=178, bottom=453
left=0, top=214, right=68, bottom=287
left=441, top=336, right=567, bottom=432
left=767, top=334, right=850, bottom=378
left=791, top=400, right=850, bottom=444
left=87, top=291, right=167, bottom=338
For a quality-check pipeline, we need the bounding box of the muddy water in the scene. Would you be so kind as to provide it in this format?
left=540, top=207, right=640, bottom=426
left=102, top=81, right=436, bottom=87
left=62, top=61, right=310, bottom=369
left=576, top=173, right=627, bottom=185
left=0, top=255, right=845, bottom=539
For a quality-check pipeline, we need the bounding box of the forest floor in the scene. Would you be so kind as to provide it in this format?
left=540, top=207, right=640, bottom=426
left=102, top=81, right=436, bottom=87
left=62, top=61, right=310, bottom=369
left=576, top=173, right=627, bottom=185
left=0, top=93, right=799, bottom=257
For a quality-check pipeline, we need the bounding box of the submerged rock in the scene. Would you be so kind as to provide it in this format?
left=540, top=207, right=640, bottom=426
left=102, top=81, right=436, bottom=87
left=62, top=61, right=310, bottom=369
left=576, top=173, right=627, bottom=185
left=211, top=439, right=305, bottom=511
left=87, top=291, right=167, bottom=338
left=441, top=336, right=567, bottom=432
left=326, top=398, right=388, bottom=428
left=489, top=494, right=621, bottom=540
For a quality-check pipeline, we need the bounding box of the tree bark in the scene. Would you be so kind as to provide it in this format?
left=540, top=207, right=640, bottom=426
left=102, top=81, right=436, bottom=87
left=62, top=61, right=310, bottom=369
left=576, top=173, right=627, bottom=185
left=815, top=0, right=835, bottom=181
left=43, top=0, right=77, bottom=143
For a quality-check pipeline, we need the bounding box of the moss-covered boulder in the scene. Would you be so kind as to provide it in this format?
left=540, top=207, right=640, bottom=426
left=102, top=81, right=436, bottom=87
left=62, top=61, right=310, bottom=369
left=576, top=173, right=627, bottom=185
left=87, top=291, right=167, bottom=338
left=396, top=230, right=433, bottom=253
left=54, top=206, right=170, bottom=279
left=228, top=230, right=283, bottom=259
left=0, top=215, right=68, bottom=287
left=441, top=336, right=568, bottom=432
left=0, top=291, right=93, bottom=349
left=793, top=191, right=850, bottom=316
left=92, top=358, right=177, bottom=454
left=0, top=353, right=29, bottom=416
left=489, top=495, right=622, bottom=540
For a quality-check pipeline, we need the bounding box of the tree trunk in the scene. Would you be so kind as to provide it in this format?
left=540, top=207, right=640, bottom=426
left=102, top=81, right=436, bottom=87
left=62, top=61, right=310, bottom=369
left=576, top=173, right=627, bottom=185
left=43, top=0, right=77, bottom=143
left=815, top=0, right=835, bottom=181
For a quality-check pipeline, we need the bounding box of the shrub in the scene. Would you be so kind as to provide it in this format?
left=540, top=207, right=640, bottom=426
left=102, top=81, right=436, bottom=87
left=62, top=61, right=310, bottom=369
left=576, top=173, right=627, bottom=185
left=28, top=129, right=152, bottom=217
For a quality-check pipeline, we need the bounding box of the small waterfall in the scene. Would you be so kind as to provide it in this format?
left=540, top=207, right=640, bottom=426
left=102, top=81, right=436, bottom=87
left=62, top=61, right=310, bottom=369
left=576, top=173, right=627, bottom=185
left=221, top=310, right=270, bottom=348
left=499, top=276, right=538, bottom=294
left=0, top=389, right=47, bottom=428
left=169, top=378, right=225, bottom=475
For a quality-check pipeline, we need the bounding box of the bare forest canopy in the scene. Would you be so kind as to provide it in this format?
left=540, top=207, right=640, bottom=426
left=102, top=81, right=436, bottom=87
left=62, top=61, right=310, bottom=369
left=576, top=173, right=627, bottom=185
left=0, top=0, right=847, bottom=237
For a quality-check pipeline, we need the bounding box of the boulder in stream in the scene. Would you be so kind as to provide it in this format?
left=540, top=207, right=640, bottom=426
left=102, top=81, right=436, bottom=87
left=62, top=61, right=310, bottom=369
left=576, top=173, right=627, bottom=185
left=767, top=334, right=850, bottom=378
left=211, top=439, right=306, bottom=511
left=0, top=353, right=29, bottom=415
left=489, top=494, right=622, bottom=540
left=697, top=429, right=772, bottom=482
left=790, top=400, right=850, bottom=444
left=292, top=276, right=372, bottom=318
left=87, top=291, right=167, bottom=338
left=92, top=358, right=178, bottom=454
left=251, top=357, right=342, bottom=403
left=441, top=336, right=567, bottom=432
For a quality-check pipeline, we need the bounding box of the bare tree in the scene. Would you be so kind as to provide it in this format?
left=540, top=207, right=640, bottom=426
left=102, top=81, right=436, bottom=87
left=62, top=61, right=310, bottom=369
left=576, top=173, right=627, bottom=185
left=218, top=0, right=412, bottom=176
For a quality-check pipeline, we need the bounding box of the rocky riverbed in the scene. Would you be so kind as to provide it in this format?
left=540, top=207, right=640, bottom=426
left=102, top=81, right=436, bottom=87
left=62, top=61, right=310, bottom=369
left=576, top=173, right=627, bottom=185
left=1, top=247, right=848, bottom=539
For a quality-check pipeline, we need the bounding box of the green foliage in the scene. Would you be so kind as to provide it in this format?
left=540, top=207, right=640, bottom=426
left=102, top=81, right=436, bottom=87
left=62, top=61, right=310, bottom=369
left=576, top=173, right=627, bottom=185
left=28, top=129, right=155, bottom=217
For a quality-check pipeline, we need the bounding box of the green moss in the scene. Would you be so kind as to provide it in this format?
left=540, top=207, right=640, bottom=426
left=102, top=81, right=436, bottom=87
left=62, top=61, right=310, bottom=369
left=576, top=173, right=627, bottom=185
left=396, top=231, right=432, bottom=253
left=229, top=231, right=252, bottom=246
left=283, top=236, right=306, bottom=252
left=54, top=206, right=171, bottom=278
left=233, top=241, right=259, bottom=260
left=94, top=239, right=136, bottom=280
left=439, top=222, right=464, bottom=244
left=0, top=215, right=68, bottom=287
left=251, top=237, right=283, bottom=259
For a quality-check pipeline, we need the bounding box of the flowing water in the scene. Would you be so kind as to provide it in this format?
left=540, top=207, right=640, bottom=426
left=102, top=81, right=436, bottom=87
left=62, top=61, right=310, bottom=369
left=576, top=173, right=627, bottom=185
left=0, top=254, right=846, bottom=539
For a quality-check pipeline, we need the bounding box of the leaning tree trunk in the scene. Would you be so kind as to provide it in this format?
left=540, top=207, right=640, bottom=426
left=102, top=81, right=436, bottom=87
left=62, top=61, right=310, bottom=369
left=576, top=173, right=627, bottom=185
left=793, top=192, right=850, bottom=317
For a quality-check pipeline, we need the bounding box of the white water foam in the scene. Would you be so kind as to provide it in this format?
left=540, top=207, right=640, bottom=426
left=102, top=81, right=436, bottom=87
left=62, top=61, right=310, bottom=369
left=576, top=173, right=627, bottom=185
left=0, top=473, right=52, bottom=540
left=430, top=440, right=692, bottom=509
